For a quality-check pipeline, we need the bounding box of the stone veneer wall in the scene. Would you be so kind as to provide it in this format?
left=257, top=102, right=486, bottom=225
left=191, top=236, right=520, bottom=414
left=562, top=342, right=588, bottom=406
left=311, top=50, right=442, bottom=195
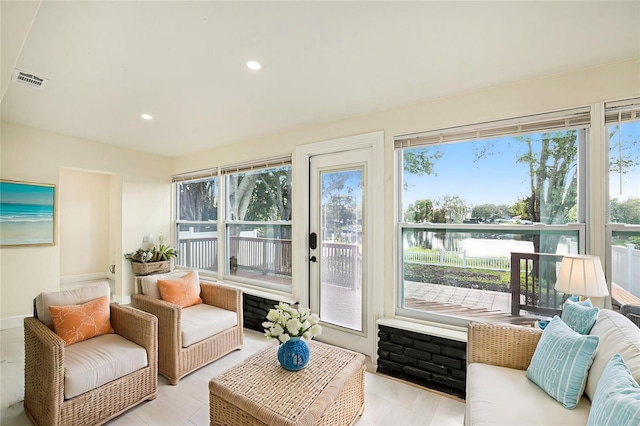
left=377, top=325, right=467, bottom=399
left=243, top=293, right=283, bottom=332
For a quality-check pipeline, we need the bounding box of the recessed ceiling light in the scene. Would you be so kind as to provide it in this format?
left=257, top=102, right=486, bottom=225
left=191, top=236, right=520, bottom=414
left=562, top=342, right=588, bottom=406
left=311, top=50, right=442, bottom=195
left=246, top=60, right=261, bottom=71
left=141, top=114, right=153, bottom=120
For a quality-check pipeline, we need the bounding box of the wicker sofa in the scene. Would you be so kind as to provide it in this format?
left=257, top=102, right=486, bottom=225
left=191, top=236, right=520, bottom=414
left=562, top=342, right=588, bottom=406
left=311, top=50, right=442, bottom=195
left=131, top=271, right=243, bottom=385
left=465, top=309, right=640, bottom=425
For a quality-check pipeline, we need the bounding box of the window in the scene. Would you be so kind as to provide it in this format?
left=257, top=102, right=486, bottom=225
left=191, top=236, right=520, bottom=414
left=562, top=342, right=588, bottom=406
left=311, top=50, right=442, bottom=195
left=223, top=156, right=292, bottom=291
left=606, top=99, right=640, bottom=298
left=174, top=170, right=219, bottom=272
left=395, top=108, right=590, bottom=324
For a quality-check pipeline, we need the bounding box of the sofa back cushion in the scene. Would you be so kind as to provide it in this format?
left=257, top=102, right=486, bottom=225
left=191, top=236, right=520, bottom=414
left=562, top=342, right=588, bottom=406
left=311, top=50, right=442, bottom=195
left=139, top=270, right=199, bottom=299
left=586, top=309, right=640, bottom=401
left=35, top=281, right=111, bottom=329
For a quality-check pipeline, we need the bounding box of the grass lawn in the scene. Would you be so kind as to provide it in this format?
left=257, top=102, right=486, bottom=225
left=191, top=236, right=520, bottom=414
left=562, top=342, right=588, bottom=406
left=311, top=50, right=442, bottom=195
left=404, top=263, right=511, bottom=292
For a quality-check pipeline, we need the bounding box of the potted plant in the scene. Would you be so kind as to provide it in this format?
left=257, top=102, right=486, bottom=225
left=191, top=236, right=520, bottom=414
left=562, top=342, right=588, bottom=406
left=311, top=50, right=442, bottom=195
left=124, top=244, right=178, bottom=275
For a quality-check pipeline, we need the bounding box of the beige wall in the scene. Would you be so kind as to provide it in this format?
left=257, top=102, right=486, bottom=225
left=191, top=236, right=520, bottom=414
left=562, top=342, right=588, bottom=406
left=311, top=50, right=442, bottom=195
left=59, top=169, right=111, bottom=277
left=0, top=122, right=172, bottom=325
left=173, top=59, right=640, bottom=318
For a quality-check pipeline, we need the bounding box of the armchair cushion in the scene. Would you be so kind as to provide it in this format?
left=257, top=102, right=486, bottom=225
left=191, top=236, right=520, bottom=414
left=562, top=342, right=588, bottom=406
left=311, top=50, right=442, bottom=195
left=64, top=333, right=148, bottom=399
left=35, top=281, right=110, bottom=328
left=140, top=270, right=200, bottom=300
left=49, top=295, right=114, bottom=345
left=158, top=272, right=202, bottom=308
left=181, top=303, right=238, bottom=348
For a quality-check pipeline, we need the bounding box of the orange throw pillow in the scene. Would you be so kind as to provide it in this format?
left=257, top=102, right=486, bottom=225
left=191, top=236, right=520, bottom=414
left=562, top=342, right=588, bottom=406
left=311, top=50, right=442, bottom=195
left=49, top=296, right=114, bottom=346
left=157, top=272, right=202, bottom=308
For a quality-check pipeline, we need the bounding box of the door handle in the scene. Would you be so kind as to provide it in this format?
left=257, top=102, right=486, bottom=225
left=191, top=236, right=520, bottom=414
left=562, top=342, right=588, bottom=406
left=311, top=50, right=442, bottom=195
left=309, top=256, right=317, bottom=262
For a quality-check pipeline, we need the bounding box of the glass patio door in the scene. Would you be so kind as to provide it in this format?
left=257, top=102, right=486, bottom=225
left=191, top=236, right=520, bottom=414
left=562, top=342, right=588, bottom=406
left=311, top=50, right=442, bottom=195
left=309, top=148, right=371, bottom=355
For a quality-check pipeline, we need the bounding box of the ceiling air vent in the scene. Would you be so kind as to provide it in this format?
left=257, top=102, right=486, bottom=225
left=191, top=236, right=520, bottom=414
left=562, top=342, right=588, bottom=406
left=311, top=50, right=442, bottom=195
left=12, top=69, right=49, bottom=89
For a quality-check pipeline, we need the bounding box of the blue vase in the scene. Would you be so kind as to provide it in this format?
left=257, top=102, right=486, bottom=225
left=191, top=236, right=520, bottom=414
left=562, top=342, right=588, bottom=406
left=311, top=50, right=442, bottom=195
left=277, top=337, right=310, bottom=371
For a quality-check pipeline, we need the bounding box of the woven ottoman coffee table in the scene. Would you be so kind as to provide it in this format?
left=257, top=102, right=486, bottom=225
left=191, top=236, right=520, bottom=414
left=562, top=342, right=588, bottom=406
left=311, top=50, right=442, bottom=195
left=209, top=340, right=366, bottom=426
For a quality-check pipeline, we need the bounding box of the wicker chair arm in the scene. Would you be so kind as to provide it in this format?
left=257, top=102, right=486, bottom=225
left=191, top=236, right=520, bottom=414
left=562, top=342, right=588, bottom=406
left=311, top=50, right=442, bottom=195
left=110, top=303, right=158, bottom=355
left=200, top=282, right=242, bottom=313
left=24, top=317, right=65, bottom=425
left=131, top=293, right=181, bottom=345
left=467, top=322, right=542, bottom=371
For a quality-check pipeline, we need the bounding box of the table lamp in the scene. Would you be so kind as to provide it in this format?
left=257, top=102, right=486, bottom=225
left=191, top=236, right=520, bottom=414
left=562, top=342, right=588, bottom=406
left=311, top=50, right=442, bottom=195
left=554, top=254, right=609, bottom=300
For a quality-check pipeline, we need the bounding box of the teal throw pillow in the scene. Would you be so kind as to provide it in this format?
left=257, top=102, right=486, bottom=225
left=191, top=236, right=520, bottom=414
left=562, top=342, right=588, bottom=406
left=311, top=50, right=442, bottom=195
left=562, top=298, right=599, bottom=335
left=588, top=354, right=640, bottom=426
left=527, top=316, right=599, bottom=409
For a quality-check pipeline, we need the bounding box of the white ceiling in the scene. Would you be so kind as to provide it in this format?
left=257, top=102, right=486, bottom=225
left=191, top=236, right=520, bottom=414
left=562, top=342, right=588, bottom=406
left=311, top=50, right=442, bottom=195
left=1, top=1, right=639, bottom=157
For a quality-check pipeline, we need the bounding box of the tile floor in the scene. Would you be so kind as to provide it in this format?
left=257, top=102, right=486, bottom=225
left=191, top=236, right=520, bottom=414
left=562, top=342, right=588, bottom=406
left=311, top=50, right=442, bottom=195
left=1, top=327, right=465, bottom=425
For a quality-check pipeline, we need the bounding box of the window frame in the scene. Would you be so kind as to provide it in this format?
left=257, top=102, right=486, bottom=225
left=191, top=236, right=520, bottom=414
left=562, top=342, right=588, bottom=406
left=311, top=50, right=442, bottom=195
left=604, top=98, right=640, bottom=293
left=394, top=107, right=591, bottom=326
left=220, top=157, right=293, bottom=292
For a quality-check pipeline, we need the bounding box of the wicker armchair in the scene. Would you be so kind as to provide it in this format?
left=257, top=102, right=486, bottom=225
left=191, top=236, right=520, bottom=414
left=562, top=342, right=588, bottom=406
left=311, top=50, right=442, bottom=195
left=131, top=278, right=243, bottom=385
left=24, top=300, right=158, bottom=426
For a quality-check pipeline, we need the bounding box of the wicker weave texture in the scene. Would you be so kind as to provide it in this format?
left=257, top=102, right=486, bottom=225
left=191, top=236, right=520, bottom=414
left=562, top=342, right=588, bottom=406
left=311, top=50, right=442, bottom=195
left=467, top=322, right=542, bottom=371
left=24, top=304, right=158, bottom=426
left=209, top=340, right=365, bottom=426
left=131, top=282, right=243, bottom=385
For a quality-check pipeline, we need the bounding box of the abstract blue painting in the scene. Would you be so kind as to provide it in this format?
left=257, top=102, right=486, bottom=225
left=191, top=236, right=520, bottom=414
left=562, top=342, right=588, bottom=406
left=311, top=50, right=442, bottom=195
left=0, top=180, right=55, bottom=246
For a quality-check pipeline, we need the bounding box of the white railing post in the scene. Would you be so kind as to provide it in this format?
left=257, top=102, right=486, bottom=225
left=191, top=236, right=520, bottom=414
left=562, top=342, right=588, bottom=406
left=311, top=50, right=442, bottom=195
left=462, top=250, right=467, bottom=268
left=440, top=248, right=444, bottom=266
left=627, top=243, right=636, bottom=295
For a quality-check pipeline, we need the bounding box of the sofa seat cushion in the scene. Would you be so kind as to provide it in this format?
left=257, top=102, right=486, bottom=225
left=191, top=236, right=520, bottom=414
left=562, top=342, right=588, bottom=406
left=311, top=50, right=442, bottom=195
left=586, top=309, right=640, bottom=401
left=181, top=303, right=238, bottom=348
left=64, top=333, right=148, bottom=399
left=466, top=363, right=591, bottom=426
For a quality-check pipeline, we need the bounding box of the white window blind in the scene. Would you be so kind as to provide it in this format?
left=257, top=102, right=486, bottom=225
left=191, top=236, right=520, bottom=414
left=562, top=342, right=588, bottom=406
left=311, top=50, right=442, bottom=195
left=394, top=107, right=591, bottom=149
left=221, top=154, right=292, bottom=175
left=605, top=98, right=640, bottom=124
left=172, top=167, right=218, bottom=183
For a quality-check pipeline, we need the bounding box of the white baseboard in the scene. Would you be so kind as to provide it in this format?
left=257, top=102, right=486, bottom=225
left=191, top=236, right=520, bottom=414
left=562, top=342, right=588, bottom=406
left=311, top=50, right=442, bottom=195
left=1, top=315, right=27, bottom=330
left=60, top=272, right=111, bottom=285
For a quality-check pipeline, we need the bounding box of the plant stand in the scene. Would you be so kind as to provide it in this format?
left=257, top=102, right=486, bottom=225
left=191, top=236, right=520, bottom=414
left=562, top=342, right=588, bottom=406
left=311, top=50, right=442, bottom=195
left=130, top=261, right=170, bottom=276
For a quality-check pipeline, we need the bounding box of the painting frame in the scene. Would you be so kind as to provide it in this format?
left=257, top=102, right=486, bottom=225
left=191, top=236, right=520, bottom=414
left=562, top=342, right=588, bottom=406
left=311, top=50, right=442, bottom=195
left=0, top=179, right=56, bottom=247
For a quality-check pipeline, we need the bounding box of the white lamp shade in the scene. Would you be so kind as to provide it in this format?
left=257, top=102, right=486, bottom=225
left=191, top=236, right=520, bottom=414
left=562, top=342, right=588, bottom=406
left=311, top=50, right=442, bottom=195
left=554, top=255, right=609, bottom=297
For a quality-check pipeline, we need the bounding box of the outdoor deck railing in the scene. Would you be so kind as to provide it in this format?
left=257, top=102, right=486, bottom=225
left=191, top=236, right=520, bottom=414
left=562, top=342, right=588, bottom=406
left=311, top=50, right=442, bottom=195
left=178, top=237, right=361, bottom=289
left=510, top=252, right=565, bottom=317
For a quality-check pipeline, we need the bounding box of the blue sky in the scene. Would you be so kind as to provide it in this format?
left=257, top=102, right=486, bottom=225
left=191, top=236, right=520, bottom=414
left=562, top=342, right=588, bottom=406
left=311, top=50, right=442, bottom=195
left=403, top=125, right=640, bottom=209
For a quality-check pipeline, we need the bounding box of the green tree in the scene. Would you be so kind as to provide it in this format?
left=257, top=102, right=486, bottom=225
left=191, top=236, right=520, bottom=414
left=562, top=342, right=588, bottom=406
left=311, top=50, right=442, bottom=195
left=403, top=147, right=444, bottom=177
left=436, top=195, right=468, bottom=223
left=321, top=170, right=361, bottom=242
left=472, top=203, right=510, bottom=222
left=611, top=198, right=640, bottom=225
left=404, top=199, right=434, bottom=223
left=178, top=179, right=218, bottom=221
left=509, top=197, right=531, bottom=220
